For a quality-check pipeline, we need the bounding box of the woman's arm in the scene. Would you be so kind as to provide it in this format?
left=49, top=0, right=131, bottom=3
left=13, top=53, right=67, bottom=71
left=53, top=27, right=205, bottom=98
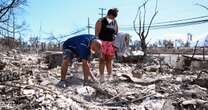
left=95, top=20, right=102, bottom=37
left=115, top=20, right=119, bottom=34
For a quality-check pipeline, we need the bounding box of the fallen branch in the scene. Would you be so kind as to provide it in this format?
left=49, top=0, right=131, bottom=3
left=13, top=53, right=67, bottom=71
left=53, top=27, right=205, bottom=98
left=101, top=93, right=156, bottom=106
left=25, top=85, right=58, bottom=95
left=183, top=41, right=199, bottom=70
left=12, top=81, right=58, bottom=95
left=130, top=93, right=156, bottom=103
left=121, top=74, right=162, bottom=86
left=197, top=70, right=208, bottom=79
left=182, top=99, right=208, bottom=106
left=87, top=83, right=115, bottom=98
left=71, top=96, right=85, bottom=104
left=99, top=92, right=124, bottom=106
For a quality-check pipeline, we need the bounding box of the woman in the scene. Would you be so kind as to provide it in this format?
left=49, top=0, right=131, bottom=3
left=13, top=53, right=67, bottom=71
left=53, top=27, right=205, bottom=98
left=114, top=32, right=131, bottom=63
left=95, top=8, right=119, bottom=82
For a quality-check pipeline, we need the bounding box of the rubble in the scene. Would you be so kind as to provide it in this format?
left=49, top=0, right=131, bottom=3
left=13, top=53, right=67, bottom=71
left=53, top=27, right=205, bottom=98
left=122, top=50, right=144, bottom=63
left=44, top=51, right=63, bottom=69
left=0, top=61, right=6, bottom=70
left=0, top=51, right=208, bottom=110
left=132, top=69, right=143, bottom=78
left=178, top=55, right=208, bottom=70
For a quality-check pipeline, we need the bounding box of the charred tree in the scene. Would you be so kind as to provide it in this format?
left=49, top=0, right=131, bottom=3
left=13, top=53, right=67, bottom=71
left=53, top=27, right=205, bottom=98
left=133, top=0, right=158, bottom=57
left=0, top=0, right=27, bottom=49
left=0, top=0, right=27, bottom=22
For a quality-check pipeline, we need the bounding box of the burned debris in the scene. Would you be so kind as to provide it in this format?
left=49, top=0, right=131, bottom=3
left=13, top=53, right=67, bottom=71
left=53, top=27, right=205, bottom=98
left=0, top=49, right=207, bottom=110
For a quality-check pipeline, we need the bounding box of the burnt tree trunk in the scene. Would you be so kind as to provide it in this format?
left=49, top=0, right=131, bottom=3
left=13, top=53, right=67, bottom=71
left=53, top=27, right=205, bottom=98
left=133, top=0, right=158, bottom=58
left=141, top=37, right=147, bottom=56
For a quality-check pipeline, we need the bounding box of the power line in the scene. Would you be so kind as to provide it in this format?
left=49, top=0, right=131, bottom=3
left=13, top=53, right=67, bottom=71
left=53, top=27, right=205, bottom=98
left=89, top=15, right=208, bottom=30
left=151, top=19, right=208, bottom=29
left=154, top=15, right=208, bottom=25
left=119, top=16, right=208, bottom=30
left=59, top=27, right=87, bottom=39
left=87, top=17, right=90, bottom=34
left=41, top=27, right=88, bottom=41
left=120, top=15, right=208, bottom=27
left=43, top=15, right=208, bottom=41
left=99, top=8, right=106, bottom=18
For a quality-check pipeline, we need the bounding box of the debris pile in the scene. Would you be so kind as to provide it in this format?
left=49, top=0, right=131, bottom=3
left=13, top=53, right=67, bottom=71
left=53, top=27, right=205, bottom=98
left=0, top=51, right=208, bottom=110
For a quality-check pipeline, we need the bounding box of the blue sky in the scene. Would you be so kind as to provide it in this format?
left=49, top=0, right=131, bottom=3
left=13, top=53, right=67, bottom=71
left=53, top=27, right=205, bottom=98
left=19, top=0, right=208, bottom=43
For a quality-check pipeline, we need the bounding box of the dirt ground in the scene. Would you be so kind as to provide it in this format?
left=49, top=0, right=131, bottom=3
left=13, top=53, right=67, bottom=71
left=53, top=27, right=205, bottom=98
left=0, top=50, right=208, bottom=110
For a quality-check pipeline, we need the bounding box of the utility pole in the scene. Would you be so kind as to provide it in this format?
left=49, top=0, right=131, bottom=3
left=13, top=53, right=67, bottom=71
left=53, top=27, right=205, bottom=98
left=99, top=8, right=106, bottom=18
left=12, top=10, right=15, bottom=38
left=87, top=17, right=90, bottom=34
left=6, top=13, right=10, bottom=37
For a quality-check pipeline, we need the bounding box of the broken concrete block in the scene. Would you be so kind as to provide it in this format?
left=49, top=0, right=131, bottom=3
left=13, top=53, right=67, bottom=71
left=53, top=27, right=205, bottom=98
left=122, top=50, right=144, bottom=63
left=132, top=69, right=143, bottom=78
left=23, top=89, right=35, bottom=95
left=193, top=78, right=208, bottom=89
left=44, top=51, right=63, bottom=69
left=76, top=86, right=96, bottom=97
left=144, top=65, right=160, bottom=72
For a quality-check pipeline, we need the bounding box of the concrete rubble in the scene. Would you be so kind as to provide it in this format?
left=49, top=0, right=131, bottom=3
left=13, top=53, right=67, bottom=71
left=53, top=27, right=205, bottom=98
left=0, top=50, right=208, bottom=110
